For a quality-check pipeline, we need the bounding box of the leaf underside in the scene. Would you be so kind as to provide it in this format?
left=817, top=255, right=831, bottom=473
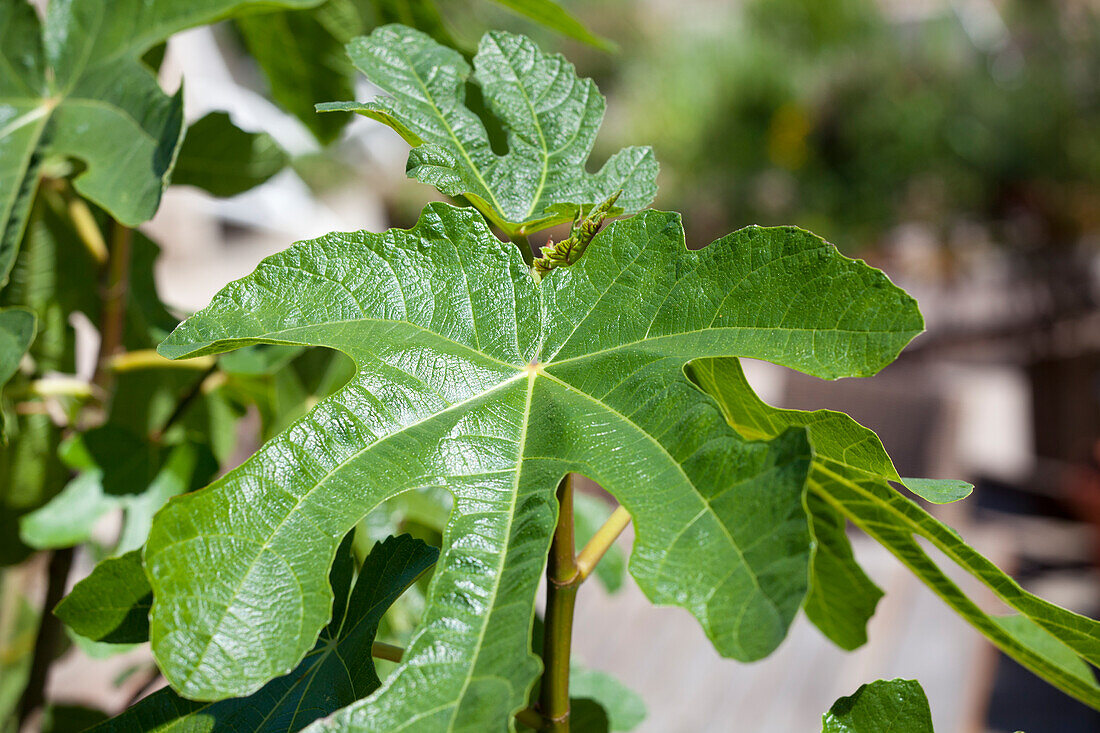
left=318, top=26, right=658, bottom=236
left=147, top=202, right=921, bottom=730
left=0, top=0, right=321, bottom=288
left=691, top=356, right=1100, bottom=709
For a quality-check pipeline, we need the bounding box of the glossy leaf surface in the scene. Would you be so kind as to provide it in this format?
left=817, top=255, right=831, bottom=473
left=692, top=356, right=1100, bottom=709
left=0, top=0, right=321, bottom=287
left=148, top=203, right=920, bottom=730
left=822, top=678, right=933, bottom=733
left=318, top=27, right=657, bottom=236
left=92, top=534, right=437, bottom=732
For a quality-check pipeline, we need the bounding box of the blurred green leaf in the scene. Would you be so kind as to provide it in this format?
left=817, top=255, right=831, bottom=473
left=172, top=112, right=289, bottom=198
left=55, top=550, right=151, bottom=645
left=0, top=306, right=34, bottom=438
left=486, top=0, right=615, bottom=51
left=0, top=412, right=67, bottom=566
left=238, top=0, right=364, bottom=145
left=571, top=667, right=646, bottom=731
left=0, top=579, right=38, bottom=725
left=822, top=678, right=933, bottom=733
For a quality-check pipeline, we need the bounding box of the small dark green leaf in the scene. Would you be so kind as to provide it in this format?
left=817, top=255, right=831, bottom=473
left=900, top=477, right=973, bottom=504
left=40, top=704, right=110, bottom=733
left=570, top=667, right=646, bottom=731
left=320, top=27, right=657, bottom=236
left=822, top=678, right=934, bottom=733
left=93, top=534, right=437, bottom=733
left=55, top=550, right=151, bottom=644
left=172, top=112, right=289, bottom=197
left=0, top=306, right=34, bottom=437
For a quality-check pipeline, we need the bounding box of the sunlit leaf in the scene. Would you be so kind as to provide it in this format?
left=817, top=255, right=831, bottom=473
left=318, top=27, right=657, bottom=237
left=147, top=203, right=920, bottom=731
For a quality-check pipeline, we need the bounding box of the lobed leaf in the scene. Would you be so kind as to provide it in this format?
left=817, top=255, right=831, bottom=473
left=691, top=356, right=1100, bottom=709
left=822, top=678, right=934, bottom=733
left=148, top=203, right=921, bottom=730
left=0, top=0, right=323, bottom=288
left=92, top=534, right=437, bottom=732
left=318, top=27, right=656, bottom=237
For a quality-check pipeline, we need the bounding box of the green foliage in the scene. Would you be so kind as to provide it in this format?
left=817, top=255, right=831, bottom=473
left=691, top=356, right=1100, bottom=707
left=318, top=26, right=657, bottom=237
left=147, top=201, right=919, bottom=727
left=0, top=306, right=34, bottom=436
left=2, top=12, right=1097, bottom=733
left=822, top=678, right=934, bottom=733
left=0, top=0, right=323, bottom=287
left=54, top=550, right=151, bottom=644
left=89, top=534, right=437, bottom=732
left=171, top=113, right=289, bottom=198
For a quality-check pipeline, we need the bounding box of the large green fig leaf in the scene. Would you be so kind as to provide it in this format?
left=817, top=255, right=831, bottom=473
left=91, top=534, right=437, bottom=732
left=318, top=27, right=657, bottom=237
left=691, top=356, right=1100, bottom=709
left=0, top=0, right=321, bottom=289
left=822, top=678, right=934, bottom=733
left=147, top=204, right=921, bottom=729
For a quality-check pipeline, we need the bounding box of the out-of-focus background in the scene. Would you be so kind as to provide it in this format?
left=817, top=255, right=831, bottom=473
left=39, top=0, right=1100, bottom=730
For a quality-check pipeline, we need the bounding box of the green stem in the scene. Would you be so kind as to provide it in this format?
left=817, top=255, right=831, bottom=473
left=511, top=232, right=534, bottom=267
left=539, top=474, right=578, bottom=731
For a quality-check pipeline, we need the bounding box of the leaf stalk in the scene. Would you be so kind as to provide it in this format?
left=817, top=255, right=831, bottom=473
left=576, top=505, right=631, bottom=581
